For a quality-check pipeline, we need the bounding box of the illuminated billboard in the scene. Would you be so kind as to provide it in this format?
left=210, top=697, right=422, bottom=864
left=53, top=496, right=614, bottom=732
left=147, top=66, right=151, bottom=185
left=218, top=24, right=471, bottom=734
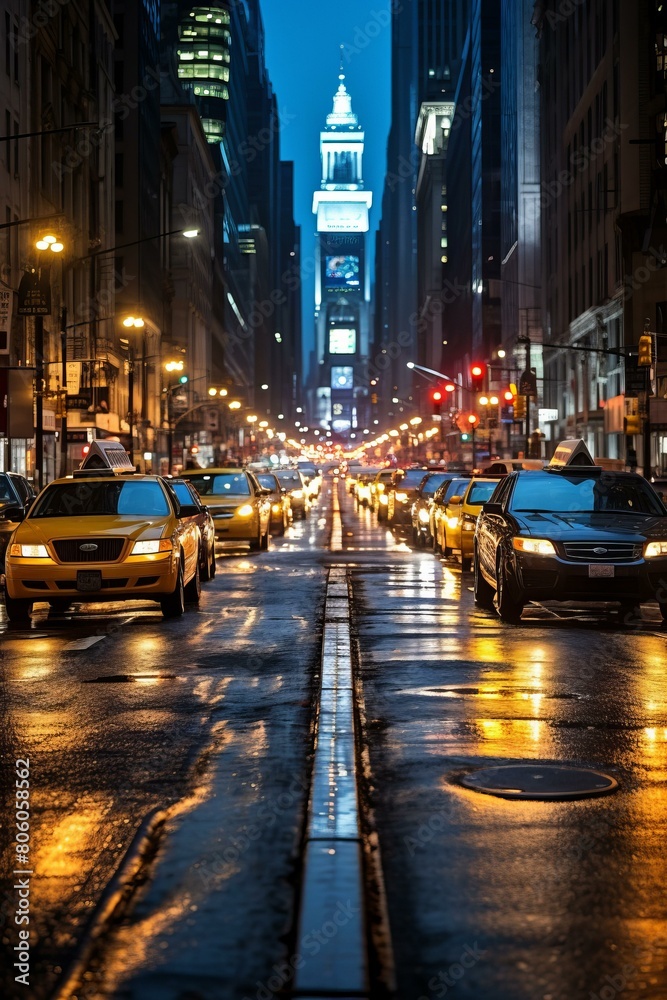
left=325, top=255, right=361, bottom=290
left=329, top=328, right=357, bottom=355
left=331, top=366, right=354, bottom=390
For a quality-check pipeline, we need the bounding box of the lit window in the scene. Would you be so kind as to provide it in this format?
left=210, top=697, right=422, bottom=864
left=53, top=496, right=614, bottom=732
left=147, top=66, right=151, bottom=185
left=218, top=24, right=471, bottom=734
left=441, top=255, right=448, bottom=263
left=441, top=237, right=448, bottom=248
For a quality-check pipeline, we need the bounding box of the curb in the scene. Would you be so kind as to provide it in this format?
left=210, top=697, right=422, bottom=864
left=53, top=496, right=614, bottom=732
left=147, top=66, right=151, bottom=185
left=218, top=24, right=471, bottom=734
left=49, top=805, right=171, bottom=1000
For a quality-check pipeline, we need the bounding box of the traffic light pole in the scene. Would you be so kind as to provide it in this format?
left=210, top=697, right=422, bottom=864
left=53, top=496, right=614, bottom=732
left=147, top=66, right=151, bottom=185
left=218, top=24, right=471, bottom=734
left=471, top=423, right=476, bottom=470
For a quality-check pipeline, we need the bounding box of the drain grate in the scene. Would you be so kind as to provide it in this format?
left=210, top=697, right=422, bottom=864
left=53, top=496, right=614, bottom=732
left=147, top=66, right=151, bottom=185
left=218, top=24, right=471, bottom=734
left=460, top=764, right=618, bottom=801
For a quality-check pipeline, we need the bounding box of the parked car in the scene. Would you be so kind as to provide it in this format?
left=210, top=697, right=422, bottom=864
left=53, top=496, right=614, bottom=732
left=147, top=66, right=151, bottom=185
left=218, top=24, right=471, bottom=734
left=256, top=472, right=292, bottom=534
left=0, top=472, right=37, bottom=572
left=4, top=471, right=203, bottom=622
left=180, top=469, right=272, bottom=550
left=430, top=477, right=472, bottom=552
left=410, top=472, right=457, bottom=547
left=474, top=459, right=667, bottom=623
left=385, top=467, right=430, bottom=527
left=169, top=478, right=216, bottom=581
left=440, top=477, right=501, bottom=571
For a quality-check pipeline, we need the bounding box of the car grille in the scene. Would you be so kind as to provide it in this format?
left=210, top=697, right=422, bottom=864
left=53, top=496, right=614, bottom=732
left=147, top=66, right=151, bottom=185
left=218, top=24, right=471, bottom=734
left=52, top=538, right=125, bottom=563
left=562, top=541, right=642, bottom=562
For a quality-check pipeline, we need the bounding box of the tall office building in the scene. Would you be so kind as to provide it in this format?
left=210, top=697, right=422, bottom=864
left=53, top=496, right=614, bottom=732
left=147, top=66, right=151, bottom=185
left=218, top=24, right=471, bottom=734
left=312, top=69, right=372, bottom=437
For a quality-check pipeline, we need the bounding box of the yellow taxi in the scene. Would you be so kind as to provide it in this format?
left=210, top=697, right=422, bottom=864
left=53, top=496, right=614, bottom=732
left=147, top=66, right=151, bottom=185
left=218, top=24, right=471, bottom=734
left=4, top=471, right=202, bottom=622
left=441, top=477, right=500, bottom=571
left=179, top=468, right=272, bottom=548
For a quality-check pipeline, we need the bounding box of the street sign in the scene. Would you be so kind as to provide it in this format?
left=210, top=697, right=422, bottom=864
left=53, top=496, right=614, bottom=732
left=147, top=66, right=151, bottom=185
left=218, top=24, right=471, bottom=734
left=66, top=361, right=82, bottom=395
left=17, top=269, right=51, bottom=316
left=519, top=369, right=538, bottom=397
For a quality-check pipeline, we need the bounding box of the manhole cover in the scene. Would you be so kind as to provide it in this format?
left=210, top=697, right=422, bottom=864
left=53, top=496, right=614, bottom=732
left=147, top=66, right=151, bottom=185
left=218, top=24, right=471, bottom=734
left=460, top=764, right=618, bottom=801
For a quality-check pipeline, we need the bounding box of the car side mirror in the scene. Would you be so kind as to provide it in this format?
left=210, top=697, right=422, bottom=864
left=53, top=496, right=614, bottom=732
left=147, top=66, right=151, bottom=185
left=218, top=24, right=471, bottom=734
left=448, top=496, right=463, bottom=506
left=259, top=487, right=273, bottom=496
left=483, top=502, right=504, bottom=515
left=1, top=506, right=25, bottom=522
left=178, top=503, right=200, bottom=517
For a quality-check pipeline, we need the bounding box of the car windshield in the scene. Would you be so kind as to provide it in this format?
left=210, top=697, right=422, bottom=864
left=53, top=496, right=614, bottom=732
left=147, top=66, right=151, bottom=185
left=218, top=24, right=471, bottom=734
left=397, top=469, right=429, bottom=488
left=468, top=482, right=500, bottom=505
left=276, top=472, right=302, bottom=486
left=0, top=474, right=19, bottom=505
left=31, top=480, right=170, bottom=518
left=511, top=473, right=665, bottom=515
left=183, top=473, right=250, bottom=496
left=257, top=474, right=279, bottom=491
left=421, top=474, right=449, bottom=496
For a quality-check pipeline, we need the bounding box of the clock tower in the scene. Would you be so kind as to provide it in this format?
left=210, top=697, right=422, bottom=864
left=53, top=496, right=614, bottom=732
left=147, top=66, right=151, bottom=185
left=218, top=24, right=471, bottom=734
left=312, top=56, right=373, bottom=437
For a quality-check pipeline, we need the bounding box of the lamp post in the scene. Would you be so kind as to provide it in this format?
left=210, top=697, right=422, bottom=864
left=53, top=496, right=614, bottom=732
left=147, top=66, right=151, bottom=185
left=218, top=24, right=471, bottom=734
left=468, top=413, right=479, bottom=470
left=122, top=315, right=145, bottom=464
left=31, top=234, right=64, bottom=488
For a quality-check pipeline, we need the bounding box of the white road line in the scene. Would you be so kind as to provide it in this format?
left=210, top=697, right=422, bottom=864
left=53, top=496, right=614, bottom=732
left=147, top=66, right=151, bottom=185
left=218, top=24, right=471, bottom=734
left=330, top=476, right=343, bottom=552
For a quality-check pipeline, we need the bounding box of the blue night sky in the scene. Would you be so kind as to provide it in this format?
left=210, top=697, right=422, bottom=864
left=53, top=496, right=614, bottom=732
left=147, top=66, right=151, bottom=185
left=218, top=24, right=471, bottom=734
left=261, top=0, right=391, bottom=376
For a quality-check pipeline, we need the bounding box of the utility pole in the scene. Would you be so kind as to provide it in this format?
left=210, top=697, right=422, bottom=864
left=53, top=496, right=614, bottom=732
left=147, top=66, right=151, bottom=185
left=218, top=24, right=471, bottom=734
left=34, top=316, right=44, bottom=490
left=60, top=307, right=68, bottom=477
left=524, top=337, right=531, bottom=458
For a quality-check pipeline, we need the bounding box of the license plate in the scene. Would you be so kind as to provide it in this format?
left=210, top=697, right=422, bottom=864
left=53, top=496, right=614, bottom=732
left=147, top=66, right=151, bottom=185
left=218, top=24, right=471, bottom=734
left=589, top=564, right=615, bottom=578
left=76, top=570, right=102, bottom=592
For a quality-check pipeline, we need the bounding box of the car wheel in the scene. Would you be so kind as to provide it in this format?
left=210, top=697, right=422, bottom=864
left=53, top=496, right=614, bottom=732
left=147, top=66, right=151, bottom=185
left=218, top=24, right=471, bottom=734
left=249, top=530, right=262, bottom=551
left=160, top=560, right=185, bottom=618
left=474, top=550, right=495, bottom=609
left=659, top=601, right=667, bottom=622
left=201, top=544, right=212, bottom=582
left=5, top=593, right=33, bottom=623
left=49, top=599, right=73, bottom=613
left=184, top=554, right=201, bottom=604
left=461, top=555, right=472, bottom=572
left=432, top=530, right=441, bottom=555
left=412, top=526, right=420, bottom=547
left=209, top=545, right=217, bottom=579
left=261, top=527, right=270, bottom=551
left=495, top=555, right=524, bottom=623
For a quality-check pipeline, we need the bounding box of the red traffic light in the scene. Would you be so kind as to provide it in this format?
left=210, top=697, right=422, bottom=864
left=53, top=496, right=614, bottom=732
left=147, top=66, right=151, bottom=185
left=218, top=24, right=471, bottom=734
left=468, top=413, right=479, bottom=426
left=503, top=389, right=514, bottom=402
left=445, top=383, right=456, bottom=393
left=470, top=363, right=486, bottom=390
left=471, top=365, right=484, bottom=378
left=432, top=390, right=443, bottom=402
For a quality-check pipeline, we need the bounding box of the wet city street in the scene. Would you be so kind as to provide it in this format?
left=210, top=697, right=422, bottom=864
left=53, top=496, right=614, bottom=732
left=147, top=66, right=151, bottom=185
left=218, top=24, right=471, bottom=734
left=2, top=477, right=667, bottom=1000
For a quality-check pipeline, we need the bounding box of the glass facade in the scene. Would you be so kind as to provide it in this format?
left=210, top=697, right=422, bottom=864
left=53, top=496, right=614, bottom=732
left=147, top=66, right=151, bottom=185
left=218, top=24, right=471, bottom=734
left=177, top=5, right=231, bottom=140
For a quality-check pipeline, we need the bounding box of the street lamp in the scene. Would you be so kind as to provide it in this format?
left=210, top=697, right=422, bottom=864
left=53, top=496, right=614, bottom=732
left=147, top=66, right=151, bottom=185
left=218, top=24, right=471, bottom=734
left=122, top=314, right=146, bottom=463
left=33, top=233, right=65, bottom=488
left=468, top=413, right=479, bottom=469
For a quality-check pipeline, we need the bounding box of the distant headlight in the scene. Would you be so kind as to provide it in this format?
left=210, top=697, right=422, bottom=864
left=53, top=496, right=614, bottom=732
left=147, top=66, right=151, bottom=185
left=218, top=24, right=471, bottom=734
left=293, top=490, right=304, bottom=499
left=132, top=539, right=173, bottom=555
left=419, top=509, right=430, bottom=524
left=645, top=541, right=667, bottom=558
left=237, top=504, right=254, bottom=517
left=513, top=537, right=556, bottom=555
left=376, top=483, right=385, bottom=492
left=11, top=543, right=50, bottom=558
left=395, top=492, right=409, bottom=502
left=272, top=503, right=282, bottom=513
left=379, top=495, right=389, bottom=505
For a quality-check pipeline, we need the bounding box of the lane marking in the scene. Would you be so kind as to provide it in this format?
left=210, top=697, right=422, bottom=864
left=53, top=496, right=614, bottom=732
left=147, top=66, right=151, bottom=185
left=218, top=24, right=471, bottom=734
left=330, top=476, right=343, bottom=552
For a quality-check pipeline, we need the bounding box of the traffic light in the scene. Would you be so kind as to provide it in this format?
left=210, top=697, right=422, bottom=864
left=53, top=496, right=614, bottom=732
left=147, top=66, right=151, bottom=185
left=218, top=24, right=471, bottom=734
left=430, top=388, right=443, bottom=416
left=624, top=414, right=641, bottom=435
left=500, top=389, right=514, bottom=422
left=470, top=363, right=486, bottom=391
left=638, top=334, right=653, bottom=367
left=514, top=395, right=526, bottom=420
left=371, top=393, right=378, bottom=405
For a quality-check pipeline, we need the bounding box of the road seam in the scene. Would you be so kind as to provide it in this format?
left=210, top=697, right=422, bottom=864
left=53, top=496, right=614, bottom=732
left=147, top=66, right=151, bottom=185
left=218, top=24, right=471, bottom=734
left=291, top=509, right=367, bottom=996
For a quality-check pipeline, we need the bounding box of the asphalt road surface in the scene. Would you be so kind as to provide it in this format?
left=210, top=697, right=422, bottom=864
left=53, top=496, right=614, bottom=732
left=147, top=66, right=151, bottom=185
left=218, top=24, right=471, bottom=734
left=2, top=478, right=667, bottom=1000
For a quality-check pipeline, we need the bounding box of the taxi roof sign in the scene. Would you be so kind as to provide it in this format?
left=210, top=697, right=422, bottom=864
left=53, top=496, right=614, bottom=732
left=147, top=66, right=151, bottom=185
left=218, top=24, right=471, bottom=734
left=548, top=439, right=595, bottom=468
left=78, top=440, right=135, bottom=471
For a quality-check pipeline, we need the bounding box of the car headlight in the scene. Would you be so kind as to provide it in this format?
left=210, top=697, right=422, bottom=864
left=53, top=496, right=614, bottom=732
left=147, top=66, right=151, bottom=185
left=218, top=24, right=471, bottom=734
left=395, top=492, right=409, bottom=503
left=377, top=484, right=385, bottom=492
left=513, top=537, right=556, bottom=555
left=11, top=543, right=50, bottom=558
left=379, top=495, right=389, bottom=505
left=237, top=504, right=254, bottom=517
left=447, top=516, right=459, bottom=529
left=463, top=514, right=477, bottom=531
left=645, top=541, right=667, bottom=557
left=272, top=503, right=281, bottom=513
left=131, top=539, right=173, bottom=555
left=293, top=490, right=303, bottom=499
left=419, top=509, right=430, bottom=524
